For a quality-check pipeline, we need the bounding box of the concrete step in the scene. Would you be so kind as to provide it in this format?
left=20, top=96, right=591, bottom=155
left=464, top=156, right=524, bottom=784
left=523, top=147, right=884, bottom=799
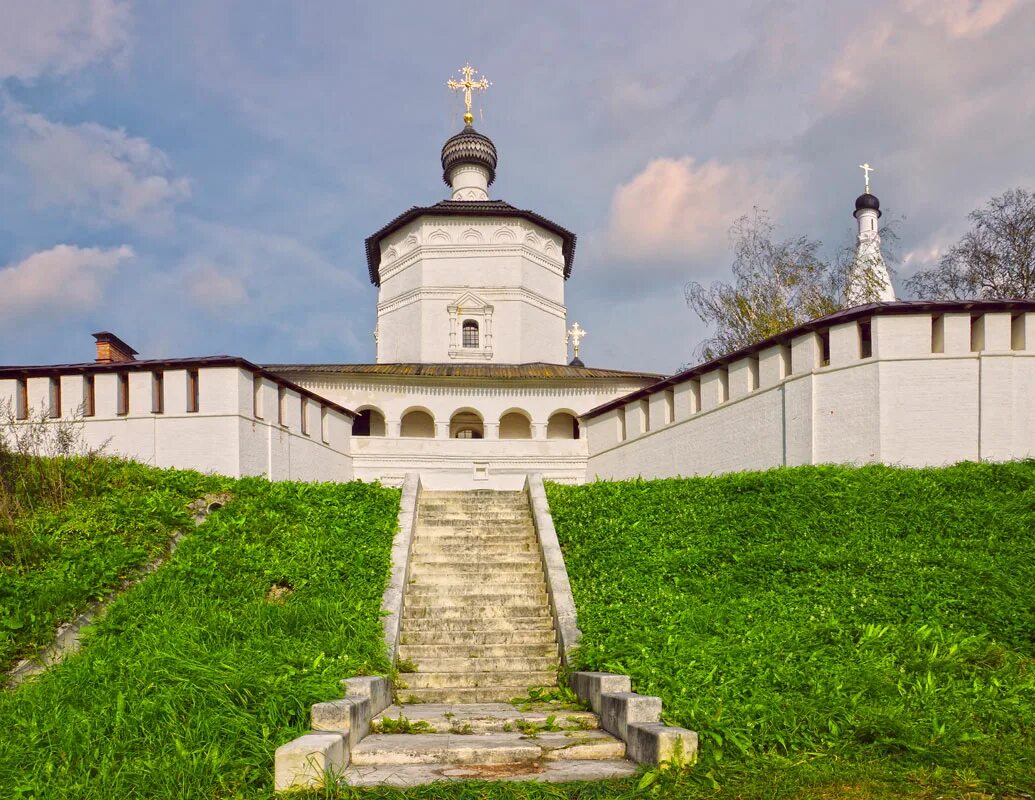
left=400, top=629, right=557, bottom=646
left=395, top=687, right=551, bottom=703
left=404, top=656, right=559, bottom=673
left=398, top=643, right=559, bottom=660
left=408, top=561, right=543, bottom=575
left=412, top=551, right=541, bottom=564
left=418, top=512, right=532, bottom=521
left=343, top=758, right=637, bottom=787
left=405, top=579, right=550, bottom=591
left=401, top=616, right=555, bottom=632
left=374, top=703, right=598, bottom=734
left=397, top=671, right=557, bottom=689
left=349, top=730, right=624, bottom=767
left=404, top=593, right=549, bottom=608
left=403, top=604, right=551, bottom=620
left=412, top=541, right=538, bottom=555
left=406, top=573, right=544, bottom=586
left=412, top=532, right=538, bottom=544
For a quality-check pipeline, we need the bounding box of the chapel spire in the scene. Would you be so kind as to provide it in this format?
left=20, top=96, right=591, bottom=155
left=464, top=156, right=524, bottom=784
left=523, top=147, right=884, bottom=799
left=846, top=163, right=896, bottom=305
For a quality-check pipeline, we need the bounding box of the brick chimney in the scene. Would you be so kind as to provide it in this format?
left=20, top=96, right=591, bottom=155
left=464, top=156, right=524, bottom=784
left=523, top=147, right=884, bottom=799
left=92, top=331, right=139, bottom=364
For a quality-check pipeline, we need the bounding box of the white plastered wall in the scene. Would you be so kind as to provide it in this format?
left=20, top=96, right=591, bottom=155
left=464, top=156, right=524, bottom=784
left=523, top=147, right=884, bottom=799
left=586, top=311, right=1035, bottom=480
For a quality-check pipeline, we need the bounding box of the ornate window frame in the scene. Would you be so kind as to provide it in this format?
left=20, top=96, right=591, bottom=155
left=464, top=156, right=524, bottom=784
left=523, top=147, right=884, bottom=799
left=448, top=292, right=494, bottom=360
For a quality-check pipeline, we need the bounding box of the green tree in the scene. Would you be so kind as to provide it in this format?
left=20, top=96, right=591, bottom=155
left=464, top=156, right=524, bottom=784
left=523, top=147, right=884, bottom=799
left=907, top=188, right=1035, bottom=300
left=685, top=209, right=845, bottom=361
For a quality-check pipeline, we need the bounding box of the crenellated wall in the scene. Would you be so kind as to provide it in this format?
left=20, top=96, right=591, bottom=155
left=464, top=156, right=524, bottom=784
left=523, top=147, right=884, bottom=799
left=0, top=363, right=354, bottom=482
left=585, top=308, right=1035, bottom=480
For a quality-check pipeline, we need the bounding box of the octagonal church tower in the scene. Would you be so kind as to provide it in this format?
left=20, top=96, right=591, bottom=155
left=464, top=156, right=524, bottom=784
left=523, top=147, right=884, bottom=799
left=366, top=121, right=574, bottom=365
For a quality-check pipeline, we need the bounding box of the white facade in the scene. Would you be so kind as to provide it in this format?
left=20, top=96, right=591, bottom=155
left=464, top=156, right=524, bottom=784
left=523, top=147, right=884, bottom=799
left=374, top=216, right=569, bottom=365
left=0, top=364, right=354, bottom=482
left=584, top=309, right=1035, bottom=480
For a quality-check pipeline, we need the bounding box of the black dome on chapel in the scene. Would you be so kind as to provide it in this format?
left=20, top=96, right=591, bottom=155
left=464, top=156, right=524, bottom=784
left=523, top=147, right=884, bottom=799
left=441, top=124, right=497, bottom=187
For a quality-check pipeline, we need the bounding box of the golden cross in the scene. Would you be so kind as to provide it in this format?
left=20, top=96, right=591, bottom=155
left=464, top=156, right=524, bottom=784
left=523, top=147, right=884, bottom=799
left=447, top=63, right=491, bottom=126
left=859, top=163, right=874, bottom=194
left=567, top=322, right=587, bottom=359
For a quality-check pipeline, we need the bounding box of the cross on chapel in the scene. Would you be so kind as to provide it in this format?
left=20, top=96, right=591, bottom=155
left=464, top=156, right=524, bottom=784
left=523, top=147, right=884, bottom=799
left=859, top=162, right=874, bottom=194
left=447, top=63, right=491, bottom=125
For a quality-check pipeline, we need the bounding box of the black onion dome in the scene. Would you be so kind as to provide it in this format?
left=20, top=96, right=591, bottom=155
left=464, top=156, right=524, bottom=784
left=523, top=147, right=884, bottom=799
left=441, top=124, right=498, bottom=186
left=854, top=193, right=881, bottom=217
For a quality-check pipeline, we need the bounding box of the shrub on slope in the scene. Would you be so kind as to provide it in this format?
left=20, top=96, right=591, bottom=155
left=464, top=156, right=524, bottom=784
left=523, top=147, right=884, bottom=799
left=547, top=463, right=1035, bottom=796
left=0, top=477, right=399, bottom=799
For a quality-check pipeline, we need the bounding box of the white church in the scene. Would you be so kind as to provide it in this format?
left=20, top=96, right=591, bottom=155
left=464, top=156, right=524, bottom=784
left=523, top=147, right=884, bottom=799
left=2, top=71, right=1034, bottom=486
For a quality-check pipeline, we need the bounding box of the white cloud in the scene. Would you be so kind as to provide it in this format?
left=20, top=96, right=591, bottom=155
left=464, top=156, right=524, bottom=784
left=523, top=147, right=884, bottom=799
left=184, top=263, right=249, bottom=310
left=0, top=0, right=130, bottom=81
left=606, top=157, right=788, bottom=263
left=0, top=244, right=133, bottom=317
left=903, top=0, right=1019, bottom=37
left=9, top=107, right=191, bottom=229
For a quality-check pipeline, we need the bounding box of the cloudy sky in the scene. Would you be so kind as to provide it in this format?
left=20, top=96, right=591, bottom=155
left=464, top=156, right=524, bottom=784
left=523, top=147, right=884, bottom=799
left=1, top=0, right=1033, bottom=374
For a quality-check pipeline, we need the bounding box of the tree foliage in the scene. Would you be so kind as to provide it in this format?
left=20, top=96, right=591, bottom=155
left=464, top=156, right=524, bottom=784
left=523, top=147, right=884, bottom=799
left=907, top=188, right=1035, bottom=300
left=685, top=210, right=846, bottom=361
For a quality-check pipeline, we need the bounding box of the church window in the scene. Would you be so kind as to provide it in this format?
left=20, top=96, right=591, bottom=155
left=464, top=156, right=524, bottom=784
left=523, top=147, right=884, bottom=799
left=818, top=330, right=831, bottom=367
left=253, top=376, right=263, bottom=418
left=152, top=372, right=165, bottom=414
left=462, top=320, right=479, bottom=348
left=401, top=409, right=436, bottom=437
left=455, top=428, right=482, bottom=439
left=450, top=409, right=484, bottom=438
left=117, top=373, right=129, bottom=416
left=354, top=408, right=386, bottom=437
left=547, top=411, right=579, bottom=440
left=277, top=387, right=286, bottom=425
left=187, top=370, right=200, bottom=413
left=639, top=398, right=650, bottom=433
left=301, top=397, right=310, bottom=435
left=616, top=406, right=627, bottom=441
left=931, top=315, right=945, bottom=353
left=859, top=320, right=873, bottom=358
left=500, top=411, right=532, bottom=439
left=83, top=375, right=96, bottom=417
left=664, top=389, right=675, bottom=424
left=49, top=377, right=61, bottom=418
left=970, top=314, right=985, bottom=352
left=321, top=406, right=330, bottom=443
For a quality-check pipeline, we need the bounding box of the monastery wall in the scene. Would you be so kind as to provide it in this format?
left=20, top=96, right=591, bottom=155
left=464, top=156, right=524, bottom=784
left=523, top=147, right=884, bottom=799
left=0, top=366, right=353, bottom=482
left=586, top=310, right=1035, bottom=480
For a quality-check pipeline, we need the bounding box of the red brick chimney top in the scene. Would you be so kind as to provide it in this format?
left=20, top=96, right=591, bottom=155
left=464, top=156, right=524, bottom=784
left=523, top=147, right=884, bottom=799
left=92, top=331, right=139, bottom=364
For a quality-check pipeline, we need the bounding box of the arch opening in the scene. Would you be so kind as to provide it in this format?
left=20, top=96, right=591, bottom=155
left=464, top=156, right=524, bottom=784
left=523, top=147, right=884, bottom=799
left=547, top=411, right=580, bottom=440
left=400, top=408, right=435, bottom=438
left=353, top=407, right=386, bottom=437
left=499, top=410, right=532, bottom=439
left=450, top=409, right=484, bottom=439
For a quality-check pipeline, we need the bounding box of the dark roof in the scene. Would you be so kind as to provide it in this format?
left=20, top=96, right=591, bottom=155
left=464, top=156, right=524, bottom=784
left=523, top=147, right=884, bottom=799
left=855, top=192, right=881, bottom=217
left=0, top=355, right=356, bottom=418
left=584, top=299, right=1035, bottom=420
left=441, top=125, right=498, bottom=186
left=265, top=362, right=661, bottom=382
left=364, top=200, right=577, bottom=286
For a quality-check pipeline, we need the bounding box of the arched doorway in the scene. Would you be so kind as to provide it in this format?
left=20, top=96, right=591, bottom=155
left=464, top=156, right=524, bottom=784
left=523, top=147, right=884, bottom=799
left=547, top=411, right=580, bottom=440
left=450, top=408, right=484, bottom=439
left=400, top=408, right=435, bottom=437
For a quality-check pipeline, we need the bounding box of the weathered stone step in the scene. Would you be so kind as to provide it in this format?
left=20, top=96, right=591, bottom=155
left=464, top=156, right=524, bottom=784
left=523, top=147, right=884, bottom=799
left=349, top=730, right=624, bottom=767
left=374, top=703, right=598, bottom=734
left=343, top=758, right=637, bottom=787
left=413, top=532, right=538, bottom=543
left=398, top=643, right=559, bottom=660
left=418, top=512, right=532, bottom=521
left=400, top=629, right=557, bottom=646
left=400, top=616, right=556, bottom=633
left=412, top=552, right=541, bottom=565
left=398, top=671, right=557, bottom=689
left=421, top=491, right=526, bottom=499
left=404, top=581, right=546, bottom=597
left=405, top=656, right=559, bottom=673
left=404, top=592, right=548, bottom=607
left=408, top=561, right=543, bottom=575
left=407, top=572, right=544, bottom=587
left=396, top=686, right=550, bottom=703
left=403, top=604, right=550, bottom=620
left=412, top=541, right=537, bottom=555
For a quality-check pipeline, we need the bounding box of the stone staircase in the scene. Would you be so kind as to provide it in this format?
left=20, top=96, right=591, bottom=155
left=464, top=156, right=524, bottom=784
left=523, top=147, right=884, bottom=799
left=340, top=489, right=635, bottom=786
left=395, top=490, right=559, bottom=703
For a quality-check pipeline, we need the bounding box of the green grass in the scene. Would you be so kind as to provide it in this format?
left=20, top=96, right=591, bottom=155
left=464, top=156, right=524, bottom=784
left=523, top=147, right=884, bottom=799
left=546, top=462, right=1035, bottom=798
left=0, top=475, right=399, bottom=799
left=0, top=456, right=226, bottom=671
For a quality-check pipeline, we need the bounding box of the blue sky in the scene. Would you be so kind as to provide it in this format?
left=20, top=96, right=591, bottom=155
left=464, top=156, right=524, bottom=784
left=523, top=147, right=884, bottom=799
left=1, top=0, right=1033, bottom=374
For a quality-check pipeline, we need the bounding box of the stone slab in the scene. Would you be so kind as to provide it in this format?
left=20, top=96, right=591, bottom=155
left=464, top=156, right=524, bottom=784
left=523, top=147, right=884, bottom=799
left=274, top=732, right=348, bottom=792
left=570, top=671, right=631, bottom=715
left=342, top=758, right=638, bottom=787
left=375, top=702, right=598, bottom=733
left=311, top=696, right=370, bottom=749
left=626, top=721, right=699, bottom=766
left=342, top=675, right=392, bottom=715
left=600, top=692, right=662, bottom=742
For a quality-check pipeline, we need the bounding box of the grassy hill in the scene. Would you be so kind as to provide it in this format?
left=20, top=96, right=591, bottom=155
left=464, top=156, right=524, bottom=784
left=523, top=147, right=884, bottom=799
left=2, top=458, right=1032, bottom=799
left=548, top=462, right=1035, bottom=799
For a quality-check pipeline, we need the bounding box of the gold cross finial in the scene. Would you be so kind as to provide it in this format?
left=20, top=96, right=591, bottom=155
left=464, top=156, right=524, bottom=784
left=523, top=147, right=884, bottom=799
left=567, top=322, right=587, bottom=359
left=448, top=63, right=491, bottom=126
left=859, top=163, right=874, bottom=194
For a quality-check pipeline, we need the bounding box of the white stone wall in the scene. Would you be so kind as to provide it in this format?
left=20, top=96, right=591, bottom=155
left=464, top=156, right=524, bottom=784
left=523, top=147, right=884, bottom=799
left=0, top=366, right=354, bottom=482
left=375, top=217, right=568, bottom=364
left=586, top=310, right=1035, bottom=480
